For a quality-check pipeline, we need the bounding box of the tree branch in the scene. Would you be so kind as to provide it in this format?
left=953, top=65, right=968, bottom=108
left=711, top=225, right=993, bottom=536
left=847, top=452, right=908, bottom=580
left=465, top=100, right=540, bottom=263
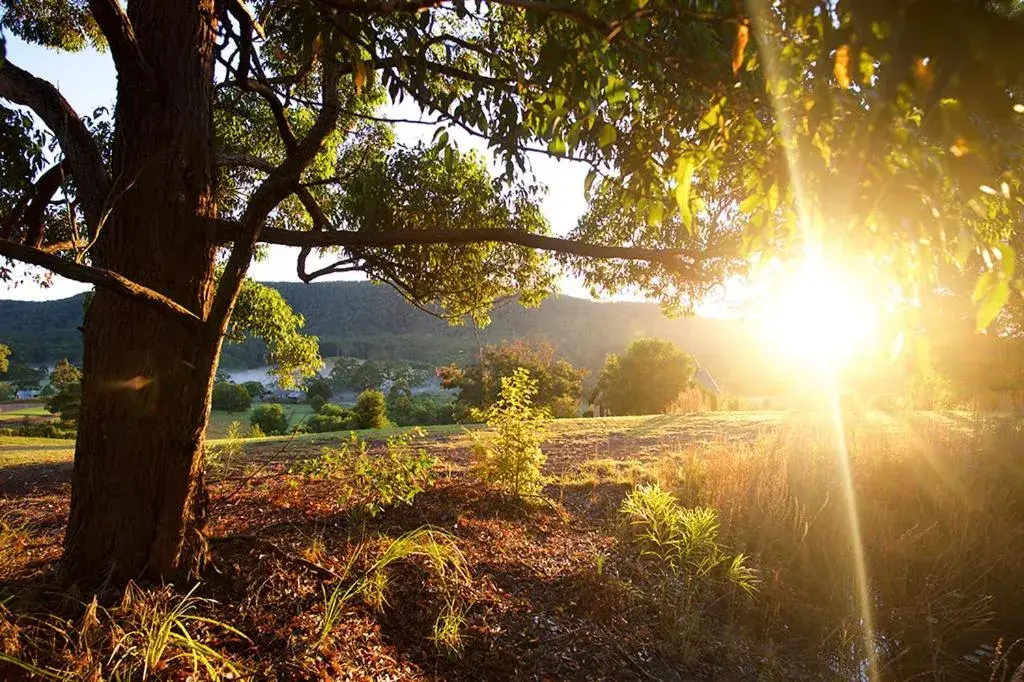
left=0, top=239, right=201, bottom=322
left=213, top=221, right=704, bottom=273
left=0, top=61, right=111, bottom=235
left=315, top=0, right=442, bottom=15
left=22, top=161, right=69, bottom=247
left=86, top=0, right=153, bottom=85
left=209, top=57, right=345, bottom=331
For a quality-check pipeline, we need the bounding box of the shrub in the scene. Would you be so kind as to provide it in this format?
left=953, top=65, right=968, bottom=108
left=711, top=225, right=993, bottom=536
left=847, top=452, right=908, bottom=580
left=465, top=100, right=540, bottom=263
left=619, top=483, right=757, bottom=596
left=0, top=381, right=14, bottom=401
left=292, top=429, right=437, bottom=516
left=206, top=421, right=245, bottom=478
left=471, top=367, right=547, bottom=498
left=305, top=403, right=357, bottom=433
left=387, top=385, right=456, bottom=426
left=353, top=388, right=388, bottom=429
left=250, top=403, right=289, bottom=435
left=212, top=382, right=251, bottom=412
left=0, top=422, right=76, bottom=439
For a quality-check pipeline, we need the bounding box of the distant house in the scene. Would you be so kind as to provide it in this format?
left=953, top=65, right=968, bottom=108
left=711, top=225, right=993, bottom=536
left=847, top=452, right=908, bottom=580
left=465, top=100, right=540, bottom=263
left=693, top=362, right=723, bottom=397
left=15, top=389, right=40, bottom=400
left=267, top=388, right=304, bottom=403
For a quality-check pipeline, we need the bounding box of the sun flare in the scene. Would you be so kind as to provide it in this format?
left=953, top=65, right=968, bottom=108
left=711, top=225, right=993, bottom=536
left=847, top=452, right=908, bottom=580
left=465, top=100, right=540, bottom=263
left=755, top=256, right=880, bottom=369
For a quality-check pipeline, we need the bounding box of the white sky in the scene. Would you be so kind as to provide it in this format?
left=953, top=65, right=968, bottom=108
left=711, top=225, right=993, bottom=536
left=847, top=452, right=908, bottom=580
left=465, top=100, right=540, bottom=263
left=0, top=36, right=737, bottom=316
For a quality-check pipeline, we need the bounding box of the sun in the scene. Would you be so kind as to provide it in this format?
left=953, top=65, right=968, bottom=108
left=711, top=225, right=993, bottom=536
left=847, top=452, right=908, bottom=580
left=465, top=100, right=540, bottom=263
left=755, top=256, right=881, bottom=369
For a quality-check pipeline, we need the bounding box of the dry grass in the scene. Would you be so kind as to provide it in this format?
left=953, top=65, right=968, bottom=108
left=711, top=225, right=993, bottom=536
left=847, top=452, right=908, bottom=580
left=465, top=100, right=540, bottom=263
left=644, top=414, right=1024, bottom=679
left=1, top=410, right=1021, bottom=680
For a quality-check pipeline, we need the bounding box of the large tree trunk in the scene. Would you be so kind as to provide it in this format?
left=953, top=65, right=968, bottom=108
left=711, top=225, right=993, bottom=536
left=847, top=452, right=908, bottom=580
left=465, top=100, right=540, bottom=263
left=60, top=1, right=223, bottom=586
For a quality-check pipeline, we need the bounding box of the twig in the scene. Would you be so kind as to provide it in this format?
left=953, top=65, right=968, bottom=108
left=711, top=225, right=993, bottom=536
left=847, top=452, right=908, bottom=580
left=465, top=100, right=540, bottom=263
left=210, top=534, right=343, bottom=581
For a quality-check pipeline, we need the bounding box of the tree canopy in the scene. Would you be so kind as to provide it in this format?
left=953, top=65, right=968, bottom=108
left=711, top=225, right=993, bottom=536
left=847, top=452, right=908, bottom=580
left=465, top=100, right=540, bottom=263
left=592, top=337, right=696, bottom=415
left=438, top=338, right=586, bottom=416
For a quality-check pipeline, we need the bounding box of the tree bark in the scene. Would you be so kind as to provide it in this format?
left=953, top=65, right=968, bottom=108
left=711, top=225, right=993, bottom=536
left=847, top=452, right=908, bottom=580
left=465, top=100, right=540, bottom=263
left=60, top=1, right=223, bottom=586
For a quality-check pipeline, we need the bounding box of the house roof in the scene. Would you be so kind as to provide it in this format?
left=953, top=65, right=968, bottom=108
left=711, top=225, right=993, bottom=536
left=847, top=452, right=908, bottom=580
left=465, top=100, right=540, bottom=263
left=694, top=363, right=723, bottom=396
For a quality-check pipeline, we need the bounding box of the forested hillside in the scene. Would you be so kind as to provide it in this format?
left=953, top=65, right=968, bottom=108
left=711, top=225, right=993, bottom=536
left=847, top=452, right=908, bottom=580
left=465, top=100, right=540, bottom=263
left=0, top=282, right=782, bottom=393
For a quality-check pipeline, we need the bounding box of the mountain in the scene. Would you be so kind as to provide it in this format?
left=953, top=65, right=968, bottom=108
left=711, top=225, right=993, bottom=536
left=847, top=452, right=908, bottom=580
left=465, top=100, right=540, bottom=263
left=0, top=281, right=782, bottom=394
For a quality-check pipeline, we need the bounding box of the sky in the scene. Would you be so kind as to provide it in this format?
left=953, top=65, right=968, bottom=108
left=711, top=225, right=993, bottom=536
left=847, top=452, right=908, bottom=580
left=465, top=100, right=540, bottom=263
left=0, top=36, right=736, bottom=316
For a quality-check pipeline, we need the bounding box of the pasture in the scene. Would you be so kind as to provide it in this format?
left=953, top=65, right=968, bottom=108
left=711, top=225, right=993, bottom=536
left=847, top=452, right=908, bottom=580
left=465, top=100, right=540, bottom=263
left=2, top=410, right=1022, bottom=679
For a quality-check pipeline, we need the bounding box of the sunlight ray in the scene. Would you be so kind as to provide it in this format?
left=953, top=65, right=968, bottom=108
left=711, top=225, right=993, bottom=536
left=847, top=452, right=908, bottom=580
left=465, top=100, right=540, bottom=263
left=745, top=2, right=880, bottom=678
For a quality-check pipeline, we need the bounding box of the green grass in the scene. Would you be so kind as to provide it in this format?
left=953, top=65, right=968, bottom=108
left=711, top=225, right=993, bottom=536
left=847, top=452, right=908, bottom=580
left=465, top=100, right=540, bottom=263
left=0, top=410, right=983, bottom=471
left=206, top=402, right=315, bottom=439
left=0, top=406, right=52, bottom=423
left=0, top=435, right=74, bottom=467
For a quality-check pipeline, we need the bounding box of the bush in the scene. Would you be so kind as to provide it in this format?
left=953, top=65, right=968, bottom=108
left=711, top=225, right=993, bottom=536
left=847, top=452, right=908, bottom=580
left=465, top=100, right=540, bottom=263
left=212, top=382, right=252, bottom=412
left=353, top=389, right=388, bottom=429
left=250, top=403, right=289, bottom=435
left=471, top=368, right=547, bottom=498
left=619, top=483, right=756, bottom=595
left=0, top=422, right=75, bottom=439
left=291, top=429, right=437, bottom=517
left=305, top=403, right=358, bottom=433
left=0, top=381, right=14, bottom=401
left=206, top=421, right=245, bottom=478
left=387, top=387, right=456, bottom=426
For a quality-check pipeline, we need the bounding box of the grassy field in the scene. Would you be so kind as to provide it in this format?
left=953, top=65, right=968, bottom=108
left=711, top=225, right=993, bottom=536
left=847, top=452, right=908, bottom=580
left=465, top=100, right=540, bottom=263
left=0, top=405, right=52, bottom=423
left=206, top=402, right=316, bottom=438
left=2, top=409, right=1021, bottom=679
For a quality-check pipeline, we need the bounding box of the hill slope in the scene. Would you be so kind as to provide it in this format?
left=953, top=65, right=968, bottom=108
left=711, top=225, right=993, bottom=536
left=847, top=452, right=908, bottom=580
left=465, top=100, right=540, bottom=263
left=0, top=281, right=780, bottom=393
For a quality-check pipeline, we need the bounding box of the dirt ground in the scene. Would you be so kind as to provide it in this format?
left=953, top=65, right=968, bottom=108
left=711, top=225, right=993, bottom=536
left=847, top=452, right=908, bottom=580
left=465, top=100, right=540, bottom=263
left=0, top=415, right=788, bottom=680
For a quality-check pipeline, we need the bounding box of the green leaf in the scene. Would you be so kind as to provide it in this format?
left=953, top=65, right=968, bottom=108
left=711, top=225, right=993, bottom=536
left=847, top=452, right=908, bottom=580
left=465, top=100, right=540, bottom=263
left=738, top=193, right=762, bottom=213
left=597, top=123, right=617, bottom=148
left=584, top=169, right=599, bottom=196
left=547, top=137, right=566, bottom=156
left=995, top=243, right=1016, bottom=280
left=673, top=157, right=694, bottom=232
left=648, top=201, right=663, bottom=226
left=976, top=279, right=1010, bottom=332
left=971, top=270, right=994, bottom=303
left=698, top=98, right=725, bottom=132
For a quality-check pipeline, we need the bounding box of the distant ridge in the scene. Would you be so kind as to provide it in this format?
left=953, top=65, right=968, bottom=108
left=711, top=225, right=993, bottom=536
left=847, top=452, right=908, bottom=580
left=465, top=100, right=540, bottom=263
left=0, top=281, right=782, bottom=393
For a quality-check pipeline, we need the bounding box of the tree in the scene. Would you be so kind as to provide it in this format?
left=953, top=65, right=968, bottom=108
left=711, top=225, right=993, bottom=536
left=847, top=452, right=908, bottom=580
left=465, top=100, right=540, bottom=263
left=242, top=380, right=266, bottom=400
left=305, top=402, right=358, bottom=433
left=1, top=362, right=46, bottom=390
left=0, top=343, right=8, bottom=373
left=211, top=381, right=252, bottom=412
left=353, top=388, right=388, bottom=429
left=45, top=358, right=83, bottom=425
left=2, top=0, right=1021, bottom=588
left=471, top=367, right=547, bottom=497
left=0, top=382, right=14, bottom=401
left=250, top=403, right=289, bottom=436
left=303, top=375, right=334, bottom=410
left=592, top=338, right=696, bottom=416
left=438, top=339, right=586, bottom=416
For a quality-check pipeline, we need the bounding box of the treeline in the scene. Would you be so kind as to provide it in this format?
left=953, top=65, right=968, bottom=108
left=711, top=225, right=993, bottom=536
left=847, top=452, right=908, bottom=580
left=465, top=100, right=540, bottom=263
left=0, top=281, right=788, bottom=394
